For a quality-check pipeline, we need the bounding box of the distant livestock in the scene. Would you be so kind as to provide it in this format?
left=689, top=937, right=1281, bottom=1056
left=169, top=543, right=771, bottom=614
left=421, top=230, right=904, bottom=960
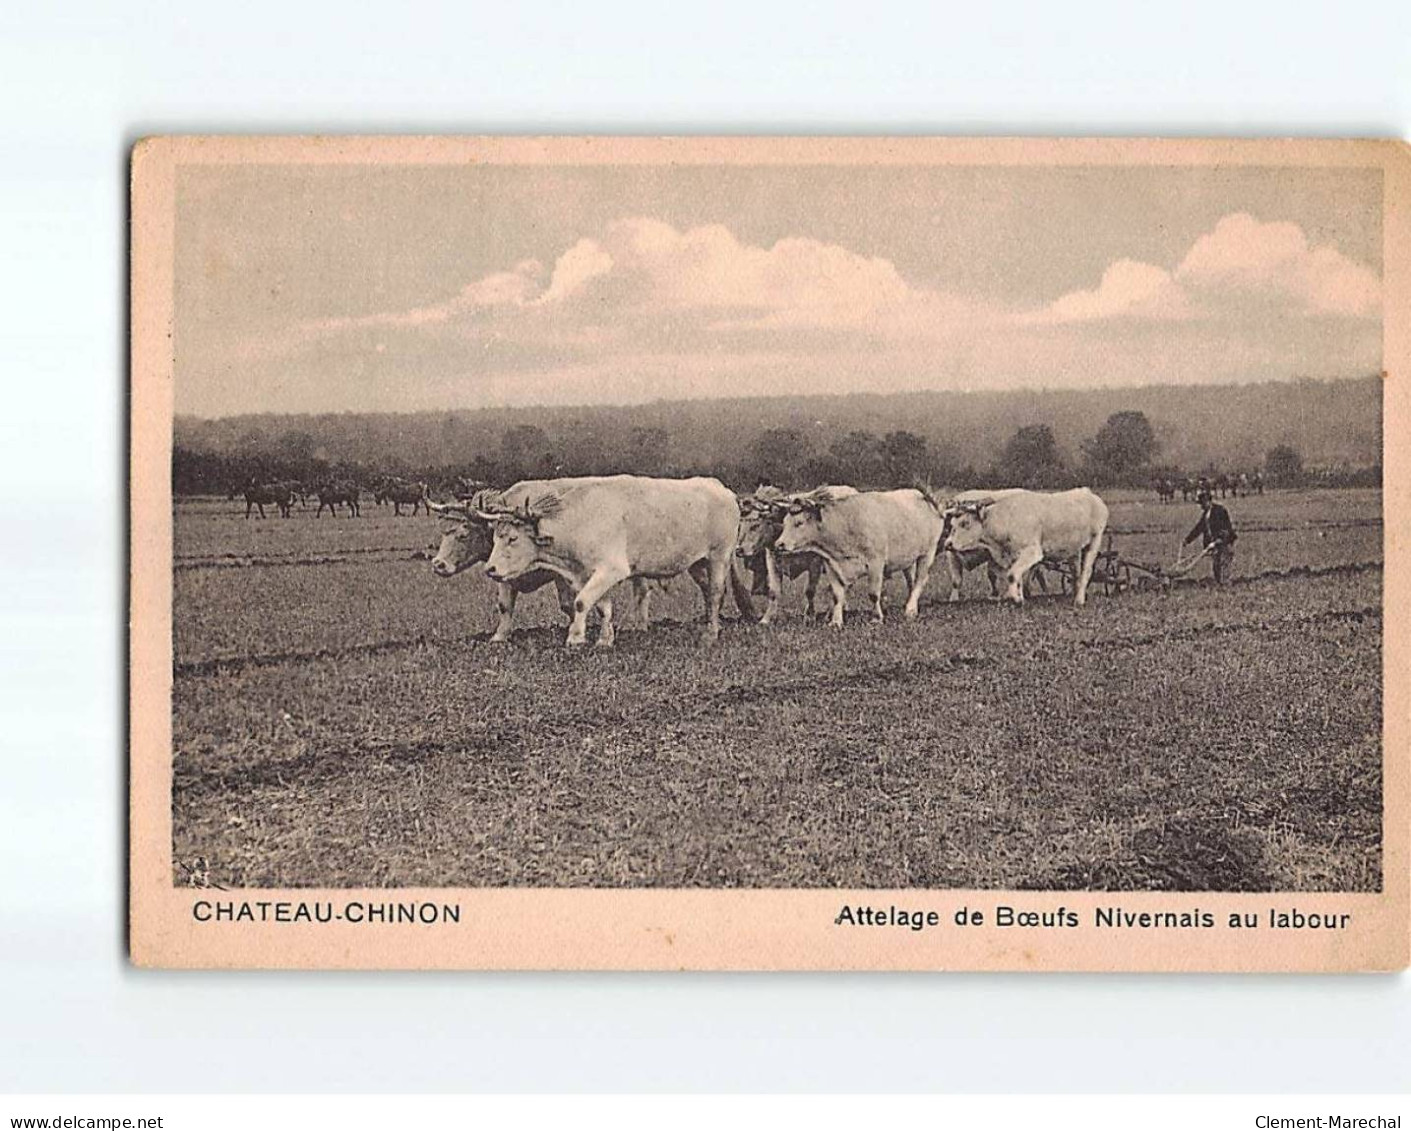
left=235, top=482, right=294, bottom=519
left=316, top=481, right=361, bottom=517
left=942, top=487, right=1109, bottom=607
left=375, top=478, right=431, bottom=516
left=773, top=486, right=943, bottom=628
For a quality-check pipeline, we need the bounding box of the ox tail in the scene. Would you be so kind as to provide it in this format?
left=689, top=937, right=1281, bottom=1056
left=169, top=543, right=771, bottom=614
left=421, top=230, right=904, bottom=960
left=914, top=481, right=944, bottom=512
left=728, top=557, right=760, bottom=623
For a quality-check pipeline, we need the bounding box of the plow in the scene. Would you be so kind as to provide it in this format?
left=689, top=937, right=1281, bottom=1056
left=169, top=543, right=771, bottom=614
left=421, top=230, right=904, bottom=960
left=1040, top=534, right=1218, bottom=596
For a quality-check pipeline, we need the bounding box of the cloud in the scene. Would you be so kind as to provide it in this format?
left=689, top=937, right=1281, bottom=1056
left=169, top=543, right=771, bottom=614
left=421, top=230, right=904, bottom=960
left=319, top=218, right=937, bottom=332
left=210, top=210, right=1379, bottom=412
left=535, top=240, right=614, bottom=305
left=1039, top=259, right=1187, bottom=324
left=1175, top=212, right=1380, bottom=317
left=527, top=217, right=927, bottom=330
left=1039, top=212, right=1380, bottom=324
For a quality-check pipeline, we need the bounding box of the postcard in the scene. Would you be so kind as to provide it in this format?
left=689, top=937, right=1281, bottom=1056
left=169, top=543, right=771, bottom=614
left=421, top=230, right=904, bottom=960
left=130, top=136, right=1408, bottom=969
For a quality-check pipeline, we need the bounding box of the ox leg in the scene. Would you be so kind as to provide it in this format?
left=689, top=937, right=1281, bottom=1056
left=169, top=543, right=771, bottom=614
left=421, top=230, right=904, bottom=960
left=1073, top=533, right=1104, bottom=608
left=632, top=577, right=653, bottom=628
left=704, top=553, right=731, bottom=642
left=947, top=551, right=966, bottom=602
left=728, top=557, right=760, bottom=625
left=490, top=584, right=519, bottom=643
left=690, top=558, right=738, bottom=629
left=688, top=560, right=712, bottom=621
left=903, top=551, right=934, bottom=620
left=986, top=561, right=1005, bottom=599
left=554, top=578, right=577, bottom=623
left=568, top=566, right=628, bottom=647
left=866, top=560, right=886, bottom=623
left=596, top=596, right=617, bottom=648
left=803, top=558, right=822, bottom=622
left=825, top=566, right=848, bottom=629
left=761, top=550, right=782, bottom=625
left=1005, top=546, right=1044, bottom=604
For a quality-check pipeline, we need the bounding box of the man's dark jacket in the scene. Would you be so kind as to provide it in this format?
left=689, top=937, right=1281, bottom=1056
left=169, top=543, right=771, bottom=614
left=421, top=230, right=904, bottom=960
left=1185, top=503, right=1237, bottom=548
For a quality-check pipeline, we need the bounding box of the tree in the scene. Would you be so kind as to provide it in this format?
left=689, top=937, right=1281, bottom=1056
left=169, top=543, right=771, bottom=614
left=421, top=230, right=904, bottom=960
left=799, top=454, right=842, bottom=487
left=501, top=424, right=552, bottom=478
left=750, top=428, right=812, bottom=488
left=277, top=430, right=317, bottom=464
left=559, top=427, right=608, bottom=476
left=628, top=426, right=671, bottom=475
left=828, top=430, right=882, bottom=485
left=997, top=424, right=1065, bottom=487
left=1081, top=411, right=1160, bottom=483
left=1265, top=444, right=1304, bottom=487
left=880, top=431, right=929, bottom=486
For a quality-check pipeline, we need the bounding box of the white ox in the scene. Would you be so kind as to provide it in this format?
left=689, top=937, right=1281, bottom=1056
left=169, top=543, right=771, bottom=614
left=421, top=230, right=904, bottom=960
left=772, top=487, right=942, bottom=627
left=942, top=487, right=1109, bottom=607
left=943, top=487, right=1050, bottom=601
left=430, top=489, right=591, bottom=642
left=735, top=485, right=856, bottom=624
left=471, top=475, right=751, bottom=648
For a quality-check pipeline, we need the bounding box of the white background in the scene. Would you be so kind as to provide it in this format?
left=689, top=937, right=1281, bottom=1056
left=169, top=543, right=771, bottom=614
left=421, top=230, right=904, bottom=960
left=1, top=0, right=1408, bottom=1094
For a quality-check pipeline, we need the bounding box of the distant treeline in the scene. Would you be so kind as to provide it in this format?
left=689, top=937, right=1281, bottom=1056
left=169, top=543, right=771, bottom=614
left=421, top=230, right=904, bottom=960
left=174, top=376, right=1383, bottom=496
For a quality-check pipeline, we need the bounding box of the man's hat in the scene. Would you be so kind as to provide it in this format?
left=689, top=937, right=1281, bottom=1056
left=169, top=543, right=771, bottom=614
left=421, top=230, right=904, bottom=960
left=1197, top=489, right=1213, bottom=504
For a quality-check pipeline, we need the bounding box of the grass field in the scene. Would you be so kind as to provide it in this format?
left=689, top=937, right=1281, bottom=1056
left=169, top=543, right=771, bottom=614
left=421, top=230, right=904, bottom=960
left=171, top=487, right=1383, bottom=892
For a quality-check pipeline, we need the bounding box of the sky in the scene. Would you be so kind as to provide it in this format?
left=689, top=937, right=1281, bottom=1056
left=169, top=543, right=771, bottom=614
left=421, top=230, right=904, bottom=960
left=173, top=163, right=1383, bottom=417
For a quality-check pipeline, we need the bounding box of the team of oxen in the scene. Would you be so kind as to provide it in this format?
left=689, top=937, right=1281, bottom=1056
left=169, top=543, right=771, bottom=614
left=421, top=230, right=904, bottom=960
left=423, top=475, right=1111, bottom=648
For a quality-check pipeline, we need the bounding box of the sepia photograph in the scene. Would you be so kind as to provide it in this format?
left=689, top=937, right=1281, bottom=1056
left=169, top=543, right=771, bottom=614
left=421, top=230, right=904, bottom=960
left=129, top=136, right=1408, bottom=970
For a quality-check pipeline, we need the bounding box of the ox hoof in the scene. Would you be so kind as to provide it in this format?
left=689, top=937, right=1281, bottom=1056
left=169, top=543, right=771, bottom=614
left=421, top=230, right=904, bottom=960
left=488, top=634, right=510, bottom=645
left=565, top=636, right=589, bottom=649
left=594, top=635, right=615, bottom=649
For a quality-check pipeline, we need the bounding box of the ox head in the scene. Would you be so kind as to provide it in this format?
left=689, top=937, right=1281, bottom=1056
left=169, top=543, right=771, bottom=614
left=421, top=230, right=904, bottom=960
left=427, top=492, right=498, bottom=578
left=736, top=487, right=789, bottom=558
left=773, top=487, right=839, bottom=556
left=940, top=497, right=994, bottom=554
left=481, top=492, right=563, bottom=582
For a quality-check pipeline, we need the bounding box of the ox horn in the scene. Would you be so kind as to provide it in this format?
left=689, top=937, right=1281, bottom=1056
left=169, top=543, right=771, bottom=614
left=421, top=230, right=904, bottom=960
left=428, top=500, right=470, bottom=519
